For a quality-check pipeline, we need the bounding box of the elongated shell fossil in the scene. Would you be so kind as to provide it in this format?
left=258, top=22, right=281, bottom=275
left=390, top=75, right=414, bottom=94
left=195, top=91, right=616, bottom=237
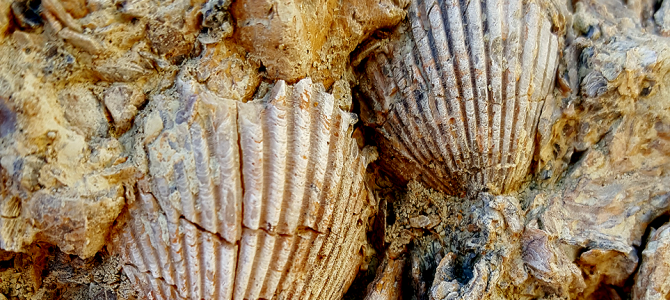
left=359, top=0, right=560, bottom=195
left=110, top=78, right=376, bottom=300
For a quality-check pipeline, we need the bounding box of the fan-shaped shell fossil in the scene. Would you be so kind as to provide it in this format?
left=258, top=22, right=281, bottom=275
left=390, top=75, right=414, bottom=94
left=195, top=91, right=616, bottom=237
left=111, top=78, right=376, bottom=299
left=359, top=0, right=560, bottom=195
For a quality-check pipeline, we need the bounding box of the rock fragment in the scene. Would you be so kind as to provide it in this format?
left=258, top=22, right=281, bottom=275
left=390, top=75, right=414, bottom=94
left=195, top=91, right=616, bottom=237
left=58, top=0, right=88, bottom=19
left=145, top=20, right=190, bottom=60
left=103, top=83, right=146, bottom=134
left=93, top=51, right=153, bottom=82
left=192, top=41, right=260, bottom=101
left=429, top=252, right=491, bottom=300
left=42, top=0, right=82, bottom=32
left=409, top=215, right=431, bottom=228
left=656, top=0, right=670, bottom=36
left=0, top=1, right=11, bottom=39
left=578, top=248, right=639, bottom=296
left=633, top=223, right=670, bottom=299
left=26, top=187, right=125, bottom=258
left=364, top=256, right=404, bottom=300
left=521, top=228, right=586, bottom=295
left=58, top=86, right=109, bottom=139
left=57, top=28, right=103, bottom=54
left=0, top=98, right=15, bottom=138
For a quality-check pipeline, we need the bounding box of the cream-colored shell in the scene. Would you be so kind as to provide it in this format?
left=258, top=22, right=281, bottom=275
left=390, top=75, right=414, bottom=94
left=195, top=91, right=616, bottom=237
left=111, top=78, right=375, bottom=299
left=360, top=0, right=560, bottom=195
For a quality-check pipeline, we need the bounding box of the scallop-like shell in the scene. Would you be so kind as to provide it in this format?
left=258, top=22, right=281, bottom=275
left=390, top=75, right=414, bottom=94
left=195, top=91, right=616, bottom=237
left=111, top=78, right=375, bottom=300
left=359, top=0, right=560, bottom=195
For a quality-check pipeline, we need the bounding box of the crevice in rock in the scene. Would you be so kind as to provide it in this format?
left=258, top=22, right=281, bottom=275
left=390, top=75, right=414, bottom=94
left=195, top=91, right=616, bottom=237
left=568, top=148, right=587, bottom=168
left=342, top=245, right=381, bottom=300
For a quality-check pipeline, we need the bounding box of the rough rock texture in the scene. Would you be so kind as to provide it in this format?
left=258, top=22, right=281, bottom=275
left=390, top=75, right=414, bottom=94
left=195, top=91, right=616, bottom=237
left=231, top=0, right=406, bottom=84
left=0, top=244, right=137, bottom=300
left=633, top=223, right=670, bottom=300
left=0, top=0, right=670, bottom=299
left=353, top=0, right=670, bottom=298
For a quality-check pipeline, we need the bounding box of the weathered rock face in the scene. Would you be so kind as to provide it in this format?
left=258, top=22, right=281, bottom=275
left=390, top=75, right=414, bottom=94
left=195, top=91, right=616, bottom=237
left=1, top=0, right=670, bottom=299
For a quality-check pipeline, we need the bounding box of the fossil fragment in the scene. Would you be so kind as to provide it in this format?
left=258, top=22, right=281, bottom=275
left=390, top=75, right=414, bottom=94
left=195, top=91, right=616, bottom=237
left=42, top=0, right=82, bottom=33
left=521, top=227, right=585, bottom=295
left=359, top=0, right=561, bottom=196
left=41, top=0, right=105, bottom=55
left=111, top=78, right=377, bottom=299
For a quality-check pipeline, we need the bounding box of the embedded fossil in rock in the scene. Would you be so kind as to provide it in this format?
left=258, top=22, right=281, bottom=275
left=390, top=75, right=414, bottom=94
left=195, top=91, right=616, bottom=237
left=110, top=77, right=378, bottom=300
left=358, top=0, right=561, bottom=196
left=2, top=0, right=670, bottom=298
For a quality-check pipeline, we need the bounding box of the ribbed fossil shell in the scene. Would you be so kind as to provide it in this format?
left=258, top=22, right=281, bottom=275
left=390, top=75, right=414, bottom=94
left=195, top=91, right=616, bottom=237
left=359, top=0, right=560, bottom=195
left=111, top=78, right=375, bottom=300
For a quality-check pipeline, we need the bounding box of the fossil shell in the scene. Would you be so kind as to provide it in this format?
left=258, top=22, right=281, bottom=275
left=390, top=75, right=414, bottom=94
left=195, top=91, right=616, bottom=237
left=359, top=0, right=560, bottom=195
left=111, top=78, right=375, bottom=299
